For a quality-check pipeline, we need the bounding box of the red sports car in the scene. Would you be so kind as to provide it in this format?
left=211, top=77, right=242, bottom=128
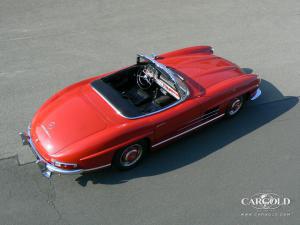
left=20, top=46, right=261, bottom=178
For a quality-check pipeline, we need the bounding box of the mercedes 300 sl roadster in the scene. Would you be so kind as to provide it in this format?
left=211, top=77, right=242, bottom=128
left=20, top=46, right=261, bottom=178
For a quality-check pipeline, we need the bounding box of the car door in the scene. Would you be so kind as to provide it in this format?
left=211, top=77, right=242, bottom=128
left=152, top=96, right=224, bottom=147
left=152, top=97, right=203, bottom=146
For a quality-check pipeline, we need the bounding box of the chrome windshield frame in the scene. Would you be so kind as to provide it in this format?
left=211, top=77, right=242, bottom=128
left=137, top=54, right=188, bottom=99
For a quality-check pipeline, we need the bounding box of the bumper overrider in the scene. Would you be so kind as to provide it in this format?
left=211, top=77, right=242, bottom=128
left=19, top=126, right=83, bottom=178
left=250, top=88, right=262, bottom=101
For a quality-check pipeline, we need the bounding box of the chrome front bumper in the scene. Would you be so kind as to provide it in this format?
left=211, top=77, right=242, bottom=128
left=19, top=127, right=82, bottom=178
left=250, top=88, right=262, bottom=101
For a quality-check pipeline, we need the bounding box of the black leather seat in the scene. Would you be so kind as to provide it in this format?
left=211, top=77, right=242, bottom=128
left=141, top=95, right=174, bottom=113
left=153, top=95, right=174, bottom=107
left=126, top=88, right=151, bottom=106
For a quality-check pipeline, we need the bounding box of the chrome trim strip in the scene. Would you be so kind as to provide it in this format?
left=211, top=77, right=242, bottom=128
left=202, top=109, right=219, bottom=117
left=181, top=112, right=219, bottom=131
left=180, top=110, right=220, bottom=131
left=82, top=163, right=111, bottom=172
left=201, top=112, right=219, bottom=121
left=152, top=113, right=225, bottom=148
left=46, top=162, right=111, bottom=175
left=251, top=88, right=262, bottom=100
left=187, top=109, right=219, bottom=124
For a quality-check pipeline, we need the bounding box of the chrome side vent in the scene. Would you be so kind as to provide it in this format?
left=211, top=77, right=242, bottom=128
left=201, top=107, right=220, bottom=122
left=177, top=107, right=221, bottom=133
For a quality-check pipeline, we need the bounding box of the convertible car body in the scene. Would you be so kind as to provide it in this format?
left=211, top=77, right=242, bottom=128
left=20, top=46, right=261, bottom=177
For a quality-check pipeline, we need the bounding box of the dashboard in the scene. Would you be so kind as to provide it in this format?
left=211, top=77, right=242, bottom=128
left=142, top=65, right=180, bottom=100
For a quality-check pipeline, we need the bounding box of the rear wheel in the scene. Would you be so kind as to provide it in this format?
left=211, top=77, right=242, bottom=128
left=226, top=96, right=244, bottom=117
left=113, top=140, right=148, bottom=170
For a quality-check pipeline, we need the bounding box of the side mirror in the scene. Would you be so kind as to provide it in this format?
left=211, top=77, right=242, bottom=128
left=150, top=53, right=157, bottom=59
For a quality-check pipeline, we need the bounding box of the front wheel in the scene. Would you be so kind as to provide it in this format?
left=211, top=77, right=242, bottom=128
left=226, top=96, right=244, bottom=117
left=112, top=140, right=148, bottom=171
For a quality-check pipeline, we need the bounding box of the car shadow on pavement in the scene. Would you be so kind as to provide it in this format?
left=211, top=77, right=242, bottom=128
left=75, top=79, right=299, bottom=186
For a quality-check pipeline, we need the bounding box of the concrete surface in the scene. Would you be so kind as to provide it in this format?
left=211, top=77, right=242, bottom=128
left=0, top=0, right=299, bottom=224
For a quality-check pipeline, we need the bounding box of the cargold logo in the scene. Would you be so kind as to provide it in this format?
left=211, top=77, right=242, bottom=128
left=241, top=193, right=291, bottom=210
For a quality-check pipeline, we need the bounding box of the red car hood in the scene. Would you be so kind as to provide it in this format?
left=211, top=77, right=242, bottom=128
left=30, top=84, right=108, bottom=155
left=159, top=54, right=243, bottom=89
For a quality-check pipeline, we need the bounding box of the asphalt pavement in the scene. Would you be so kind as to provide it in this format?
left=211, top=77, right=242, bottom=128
left=0, top=0, right=299, bottom=225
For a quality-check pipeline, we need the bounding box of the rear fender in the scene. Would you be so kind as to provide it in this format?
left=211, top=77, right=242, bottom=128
left=80, top=131, right=154, bottom=161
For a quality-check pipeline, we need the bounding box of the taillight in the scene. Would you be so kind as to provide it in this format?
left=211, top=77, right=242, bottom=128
left=52, top=160, right=78, bottom=170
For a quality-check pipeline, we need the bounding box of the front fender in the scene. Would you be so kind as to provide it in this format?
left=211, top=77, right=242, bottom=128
left=157, top=46, right=213, bottom=59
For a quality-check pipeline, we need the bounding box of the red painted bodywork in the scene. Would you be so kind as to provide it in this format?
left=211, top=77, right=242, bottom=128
left=30, top=46, right=260, bottom=170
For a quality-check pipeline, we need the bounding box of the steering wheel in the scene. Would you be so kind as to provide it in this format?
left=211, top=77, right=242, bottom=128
left=136, top=66, right=154, bottom=90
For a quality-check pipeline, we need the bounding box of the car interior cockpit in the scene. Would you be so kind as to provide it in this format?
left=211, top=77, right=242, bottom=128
left=91, top=54, right=189, bottom=118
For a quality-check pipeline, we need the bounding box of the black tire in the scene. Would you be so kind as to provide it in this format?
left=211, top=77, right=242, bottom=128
left=225, top=96, right=244, bottom=117
left=112, top=140, right=148, bottom=171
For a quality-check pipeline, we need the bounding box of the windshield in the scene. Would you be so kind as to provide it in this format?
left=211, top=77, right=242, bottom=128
left=137, top=54, right=189, bottom=100
left=173, top=73, right=189, bottom=99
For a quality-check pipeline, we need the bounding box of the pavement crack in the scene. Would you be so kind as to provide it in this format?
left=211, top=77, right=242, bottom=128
left=0, top=154, right=36, bottom=167
left=0, top=154, right=23, bottom=167
left=0, top=155, right=17, bottom=162
left=47, top=179, right=70, bottom=225
left=18, top=160, right=36, bottom=166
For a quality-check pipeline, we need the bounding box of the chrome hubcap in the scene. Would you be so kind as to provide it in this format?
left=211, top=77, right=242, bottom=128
left=120, top=144, right=143, bottom=167
left=229, top=99, right=242, bottom=115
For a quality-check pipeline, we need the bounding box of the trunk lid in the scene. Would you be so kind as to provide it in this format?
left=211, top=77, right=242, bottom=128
left=31, top=84, right=108, bottom=154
